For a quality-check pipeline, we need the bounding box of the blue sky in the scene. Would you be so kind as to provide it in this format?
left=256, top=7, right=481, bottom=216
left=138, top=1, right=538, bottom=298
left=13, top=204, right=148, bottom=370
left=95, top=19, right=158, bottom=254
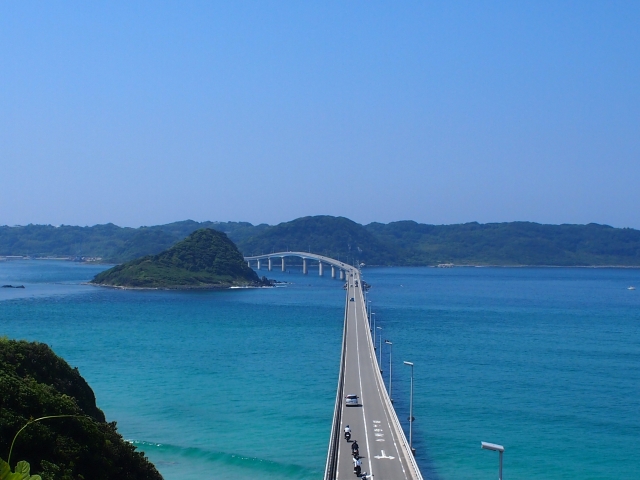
left=1, top=1, right=639, bottom=228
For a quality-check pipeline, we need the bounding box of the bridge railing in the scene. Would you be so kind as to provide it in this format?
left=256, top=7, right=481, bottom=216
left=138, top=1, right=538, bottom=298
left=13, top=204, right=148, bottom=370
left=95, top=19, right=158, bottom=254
left=357, top=272, right=424, bottom=480
left=323, top=275, right=351, bottom=480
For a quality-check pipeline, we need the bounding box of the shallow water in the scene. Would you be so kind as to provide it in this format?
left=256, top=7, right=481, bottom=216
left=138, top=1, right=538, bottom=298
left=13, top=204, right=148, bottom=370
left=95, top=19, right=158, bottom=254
left=1, top=261, right=639, bottom=479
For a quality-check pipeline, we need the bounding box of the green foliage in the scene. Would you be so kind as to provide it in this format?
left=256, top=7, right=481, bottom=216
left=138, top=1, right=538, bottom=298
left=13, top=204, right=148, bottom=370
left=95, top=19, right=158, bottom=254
left=238, top=216, right=399, bottom=266
left=3, top=217, right=640, bottom=266
left=0, top=339, right=162, bottom=480
left=0, top=459, right=41, bottom=480
left=91, top=228, right=261, bottom=288
left=365, top=220, right=640, bottom=265
left=237, top=217, right=640, bottom=266
left=0, top=221, right=263, bottom=263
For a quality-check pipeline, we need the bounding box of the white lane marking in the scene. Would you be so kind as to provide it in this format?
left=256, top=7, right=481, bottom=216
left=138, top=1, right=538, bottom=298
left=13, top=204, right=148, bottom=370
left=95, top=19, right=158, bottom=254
left=354, top=276, right=373, bottom=476
left=364, top=281, right=410, bottom=480
left=374, top=450, right=396, bottom=460
left=376, top=439, right=385, bottom=442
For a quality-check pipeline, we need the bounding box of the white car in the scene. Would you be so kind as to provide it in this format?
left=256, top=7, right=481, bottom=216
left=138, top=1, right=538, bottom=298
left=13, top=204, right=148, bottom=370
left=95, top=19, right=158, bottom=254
left=345, top=394, right=359, bottom=406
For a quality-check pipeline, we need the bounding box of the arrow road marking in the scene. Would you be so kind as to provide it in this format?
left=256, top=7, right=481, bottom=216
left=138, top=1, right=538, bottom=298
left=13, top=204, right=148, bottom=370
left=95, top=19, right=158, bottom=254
left=374, top=450, right=395, bottom=460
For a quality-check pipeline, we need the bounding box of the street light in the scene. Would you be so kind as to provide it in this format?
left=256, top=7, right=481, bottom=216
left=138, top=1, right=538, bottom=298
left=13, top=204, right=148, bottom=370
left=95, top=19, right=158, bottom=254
left=385, top=340, right=393, bottom=402
left=481, top=442, right=504, bottom=480
left=367, top=301, right=372, bottom=326
left=376, top=327, right=383, bottom=371
left=372, top=313, right=376, bottom=345
left=403, top=361, right=415, bottom=453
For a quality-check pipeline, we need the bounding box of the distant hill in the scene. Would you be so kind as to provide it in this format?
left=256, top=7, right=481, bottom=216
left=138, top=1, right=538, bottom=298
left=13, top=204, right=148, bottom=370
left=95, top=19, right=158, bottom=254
left=238, top=216, right=399, bottom=266
left=365, top=220, right=640, bottom=266
left=0, top=338, right=162, bottom=480
left=3, top=217, right=640, bottom=267
left=91, top=228, right=264, bottom=288
left=0, top=221, right=266, bottom=262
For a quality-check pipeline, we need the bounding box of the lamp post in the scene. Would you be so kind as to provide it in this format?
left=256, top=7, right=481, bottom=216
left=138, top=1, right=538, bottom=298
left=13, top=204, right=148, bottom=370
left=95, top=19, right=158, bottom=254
left=481, top=442, right=504, bottom=480
left=372, top=313, right=376, bottom=347
left=385, top=340, right=393, bottom=402
left=367, top=301, right=372, bottom=327
left=403, top=361, right=415, bottom=453
left=377, top=327, right=383, bottom=371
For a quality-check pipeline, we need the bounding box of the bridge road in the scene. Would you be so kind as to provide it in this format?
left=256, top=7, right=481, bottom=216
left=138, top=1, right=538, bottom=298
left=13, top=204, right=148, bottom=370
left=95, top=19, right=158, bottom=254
left=337, top=270, right=421, bottom=480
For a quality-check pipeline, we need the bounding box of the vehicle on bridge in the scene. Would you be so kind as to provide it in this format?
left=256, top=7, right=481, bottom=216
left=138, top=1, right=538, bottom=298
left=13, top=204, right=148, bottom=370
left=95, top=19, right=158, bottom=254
left=345, top=394, right=359, bottom=406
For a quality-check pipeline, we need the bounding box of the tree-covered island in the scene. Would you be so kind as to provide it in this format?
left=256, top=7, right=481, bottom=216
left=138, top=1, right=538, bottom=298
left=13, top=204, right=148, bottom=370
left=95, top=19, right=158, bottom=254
left=91, top=228, right=267, bottom=289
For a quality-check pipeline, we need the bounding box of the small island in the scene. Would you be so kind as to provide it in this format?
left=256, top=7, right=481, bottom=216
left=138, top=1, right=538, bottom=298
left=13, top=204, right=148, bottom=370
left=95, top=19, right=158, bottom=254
left=91, top=228, right=267, bottom=289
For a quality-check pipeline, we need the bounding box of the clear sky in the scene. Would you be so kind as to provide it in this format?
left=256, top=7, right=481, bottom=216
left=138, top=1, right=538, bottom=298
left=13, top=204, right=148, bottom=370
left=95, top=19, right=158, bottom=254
left=1, top=1, right=639, bottom=228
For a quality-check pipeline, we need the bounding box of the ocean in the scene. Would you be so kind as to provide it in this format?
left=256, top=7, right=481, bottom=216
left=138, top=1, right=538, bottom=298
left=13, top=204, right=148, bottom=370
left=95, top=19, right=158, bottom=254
left=1, top=260, right=639, bottom=479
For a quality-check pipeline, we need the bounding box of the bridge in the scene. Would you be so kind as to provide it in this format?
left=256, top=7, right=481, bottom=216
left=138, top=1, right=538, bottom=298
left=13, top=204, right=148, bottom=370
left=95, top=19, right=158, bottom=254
left=245, top=252, right=423, bottom=480
left=244, top=252, right=352, bottom=280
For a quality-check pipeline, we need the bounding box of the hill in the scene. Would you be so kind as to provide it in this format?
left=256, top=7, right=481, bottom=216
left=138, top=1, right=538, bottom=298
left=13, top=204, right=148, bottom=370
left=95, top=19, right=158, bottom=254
left=91, top=228, right=264, bottom=288
left=3, top=217, right=640, bottom=267
left=365, top=221, right=640, bottom=266
left=0, top=221, right=266, bottom=263
left=0, top=338, right=162, bottom=480
left=237, top=215, right=399, bottom=265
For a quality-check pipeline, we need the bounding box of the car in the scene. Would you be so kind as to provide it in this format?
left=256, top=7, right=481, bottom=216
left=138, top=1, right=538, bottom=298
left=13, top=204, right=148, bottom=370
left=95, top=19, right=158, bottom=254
left=345, top=394, right=359, bottom=406
left=350, top=297, right=354, bottom=302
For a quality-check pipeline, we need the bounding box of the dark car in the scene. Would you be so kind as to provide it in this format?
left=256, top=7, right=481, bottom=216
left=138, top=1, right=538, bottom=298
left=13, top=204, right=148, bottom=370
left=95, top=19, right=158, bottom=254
left=350, top=297, right=354, bottom=302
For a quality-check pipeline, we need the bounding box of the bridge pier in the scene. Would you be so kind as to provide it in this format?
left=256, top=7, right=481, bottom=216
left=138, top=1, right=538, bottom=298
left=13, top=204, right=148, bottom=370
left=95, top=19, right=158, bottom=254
left=247, top=261, right=250, bottom=267
left=281, top=257, right=286, bottom=272
left=319, top=261, right=323, bottom=276
left=339, top=270, right=344, bottom=280
left=268, top=257, right=272, bottom=271
left=331, top=266, right=336, bottom=279
left=257, top=259, right=261, bottom=270
left=303, top=258, right=308, bottom=275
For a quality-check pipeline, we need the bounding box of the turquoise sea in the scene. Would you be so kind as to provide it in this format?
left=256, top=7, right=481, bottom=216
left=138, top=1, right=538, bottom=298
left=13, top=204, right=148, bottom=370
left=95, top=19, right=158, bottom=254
left=1, top=261, right=639, bottom=479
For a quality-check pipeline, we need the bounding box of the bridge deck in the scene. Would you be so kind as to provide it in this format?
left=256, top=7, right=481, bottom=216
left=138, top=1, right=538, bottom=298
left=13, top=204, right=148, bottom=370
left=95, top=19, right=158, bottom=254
left=331, top=270, right=422, bottom=480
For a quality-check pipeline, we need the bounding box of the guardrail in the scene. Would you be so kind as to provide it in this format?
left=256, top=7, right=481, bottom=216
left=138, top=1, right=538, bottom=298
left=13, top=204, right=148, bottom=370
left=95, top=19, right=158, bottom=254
left=323, top=281, right=351, bottom=480
left=357, top=281, right=424, bottom=480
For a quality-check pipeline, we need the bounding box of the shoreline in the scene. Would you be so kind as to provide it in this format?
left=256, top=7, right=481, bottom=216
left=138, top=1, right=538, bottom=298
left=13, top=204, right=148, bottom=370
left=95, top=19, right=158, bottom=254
left=87, top=282, right=269, bottom=291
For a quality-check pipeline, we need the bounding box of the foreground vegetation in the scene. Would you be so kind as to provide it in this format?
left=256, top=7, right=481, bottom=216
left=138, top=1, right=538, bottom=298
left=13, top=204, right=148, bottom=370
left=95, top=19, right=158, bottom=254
left=0, top=338, right=162, bottom=480
left=3, top=216, right=640, bottom=266
left=91, top=228, right=264, bottom=288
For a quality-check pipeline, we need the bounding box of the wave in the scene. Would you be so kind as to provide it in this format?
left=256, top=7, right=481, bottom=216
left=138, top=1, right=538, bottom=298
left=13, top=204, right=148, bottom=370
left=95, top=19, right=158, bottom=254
left=129, top=440, right=321, bottom=479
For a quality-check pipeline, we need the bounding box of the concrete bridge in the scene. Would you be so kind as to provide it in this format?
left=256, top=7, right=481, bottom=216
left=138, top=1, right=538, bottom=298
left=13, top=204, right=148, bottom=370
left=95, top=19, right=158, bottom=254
left=244, top=252, right=352, bottom=280
left=245, top=252, right=423, bottom=480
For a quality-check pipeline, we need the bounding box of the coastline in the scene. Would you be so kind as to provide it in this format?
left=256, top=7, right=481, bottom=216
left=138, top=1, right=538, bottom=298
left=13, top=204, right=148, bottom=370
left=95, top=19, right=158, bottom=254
left=87, top=282, right=268, bottom=291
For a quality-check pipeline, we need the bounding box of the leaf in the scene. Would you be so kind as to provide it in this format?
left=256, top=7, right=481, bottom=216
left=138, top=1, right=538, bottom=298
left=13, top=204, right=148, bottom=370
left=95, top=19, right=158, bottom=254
left=0, top=460, right=41, bottom=480
left=0, top=459, right=12, bottom=480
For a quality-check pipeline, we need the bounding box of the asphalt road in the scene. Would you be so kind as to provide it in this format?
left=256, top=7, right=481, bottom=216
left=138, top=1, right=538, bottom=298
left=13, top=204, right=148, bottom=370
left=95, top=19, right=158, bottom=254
left=336, top=270, right=422, bottom=480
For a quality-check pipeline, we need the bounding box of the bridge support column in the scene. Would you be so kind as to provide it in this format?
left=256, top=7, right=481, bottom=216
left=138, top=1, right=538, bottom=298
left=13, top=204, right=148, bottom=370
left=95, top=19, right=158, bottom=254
left=268, top=258, right=272, bottom=271
left=303, top=258, right=308, bottom=275
left=319, top=261, right=323, bottom=276
left=257, top=259, right=261, bottom=270
left=340, top=270, right=344, bottom=280
left=281, top=257, right=286, bottom=272
left=331, top=266, right=336, bottom=279
left=247, top=261, right=250, bottom=267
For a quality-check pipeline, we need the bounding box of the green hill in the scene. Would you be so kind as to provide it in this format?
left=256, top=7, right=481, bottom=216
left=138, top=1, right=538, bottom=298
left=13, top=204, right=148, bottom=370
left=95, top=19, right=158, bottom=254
left=3, top=217, right=640, bottom=267
left=0, top=338, right=162, bottom=480
left=238, top=215, right=398, bottom=265
left=0, top=221, right=266, bottom=263
left=365, top=220, right=640, bottom=265
left=91, top=228, right=264, bottom=288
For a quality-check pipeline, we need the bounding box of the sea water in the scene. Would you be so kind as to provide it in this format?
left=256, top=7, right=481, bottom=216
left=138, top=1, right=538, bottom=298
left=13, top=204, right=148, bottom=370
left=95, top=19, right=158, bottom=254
left=1, top=261, right=639, bottom=479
